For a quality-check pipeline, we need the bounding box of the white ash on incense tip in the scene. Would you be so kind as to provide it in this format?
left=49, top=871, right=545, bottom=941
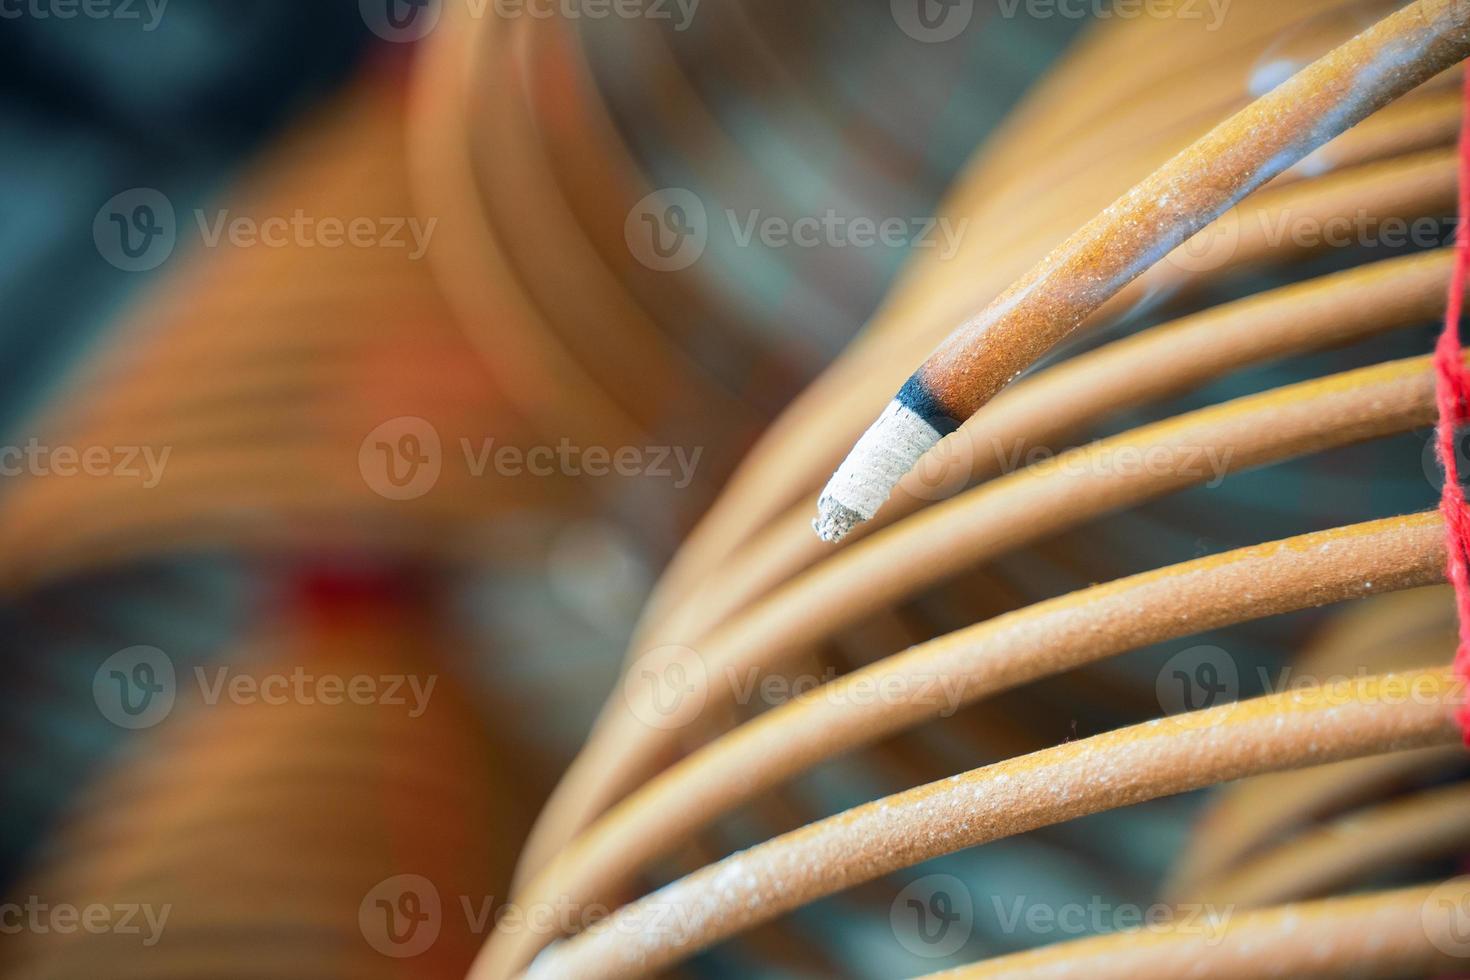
left=813, top=398, right=943, bottom=542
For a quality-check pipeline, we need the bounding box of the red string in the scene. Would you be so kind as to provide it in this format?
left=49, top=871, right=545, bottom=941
left=1434, top=69, right=1470, bottom=744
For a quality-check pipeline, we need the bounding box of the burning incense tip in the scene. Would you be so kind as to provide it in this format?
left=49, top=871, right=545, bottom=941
left=812, top=497, right=862, bottom=543
left=813, top=397, right=943, bottom=542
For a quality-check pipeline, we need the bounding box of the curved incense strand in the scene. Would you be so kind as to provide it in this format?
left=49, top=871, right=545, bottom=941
left=1202, top=782, right=1470, bottom=907
left=482, top=513, right=1447, bottom=978
left=511, top=351, right=1455, bottom=894
left=503, top=669, right=1463, bottom=980
left=814, top=0, right=1470, bottom=541
left=655, top=251, right=1459, bottom=648
left=923, top=882, right=1470, bottom=980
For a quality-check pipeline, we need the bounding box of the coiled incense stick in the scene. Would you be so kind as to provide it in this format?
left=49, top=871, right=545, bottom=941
left=481, top=513, right=1448, bottom=978
left=505, top=668, right=1463, bottom=980
left=922, top=882, right=1470, bottom=980
left=507, top=349, right=1458, bottom=904
left=813, top=0, right=1470, bottom=542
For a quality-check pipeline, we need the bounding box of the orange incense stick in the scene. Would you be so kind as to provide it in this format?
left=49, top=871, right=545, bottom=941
left=814, top=0, right=1470, bottom=542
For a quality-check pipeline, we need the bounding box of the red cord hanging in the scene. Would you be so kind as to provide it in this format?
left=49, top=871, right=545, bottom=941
left=1432, top=67, right=1470, bottom=744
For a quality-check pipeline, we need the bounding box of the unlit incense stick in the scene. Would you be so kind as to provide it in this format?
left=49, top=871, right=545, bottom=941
left=813, top=0, right=1470, bottom=541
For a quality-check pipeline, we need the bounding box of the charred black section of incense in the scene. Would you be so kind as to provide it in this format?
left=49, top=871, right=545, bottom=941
left=896, top=375, right=962, bottom=436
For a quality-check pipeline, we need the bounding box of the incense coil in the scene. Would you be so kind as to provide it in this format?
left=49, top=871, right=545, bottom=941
left=7, top=1, right=1470, bottom=978
left=0, top=600, right=543, bottom=980
left=496, top=2, right=1470, bottom=977
left=3, top=5, right=1002, bottom=979
left=0, top=70, right=581, bottom=594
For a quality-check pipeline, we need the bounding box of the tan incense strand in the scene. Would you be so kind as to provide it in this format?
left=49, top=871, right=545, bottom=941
left=923, top=881, right=1470, bottom=980
left=501, top=669, right=1464, bottom=980
left=513, top=352, right=1455, bottom=891
left=484, top=512, right=1448, bottom=976
left=815, top=0, right=1470, bottom=539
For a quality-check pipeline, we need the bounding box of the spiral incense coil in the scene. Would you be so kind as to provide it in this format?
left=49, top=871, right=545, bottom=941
left=0, top=593, right=544, bottom=980
left=813, top=1, right=1470, bottom=541
left=497, top=1, right=1470, bottom=977
left=6, top=4, right=1060, bottom=978
left=512, top=667, right=1463, bottom=979
left=0, top=69, right=582, bottom=595
left=9, top=0, right=1470, bottom=978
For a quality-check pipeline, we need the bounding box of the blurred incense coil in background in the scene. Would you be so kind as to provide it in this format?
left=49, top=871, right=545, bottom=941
left=3, top=2, right=1470, bottom=979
